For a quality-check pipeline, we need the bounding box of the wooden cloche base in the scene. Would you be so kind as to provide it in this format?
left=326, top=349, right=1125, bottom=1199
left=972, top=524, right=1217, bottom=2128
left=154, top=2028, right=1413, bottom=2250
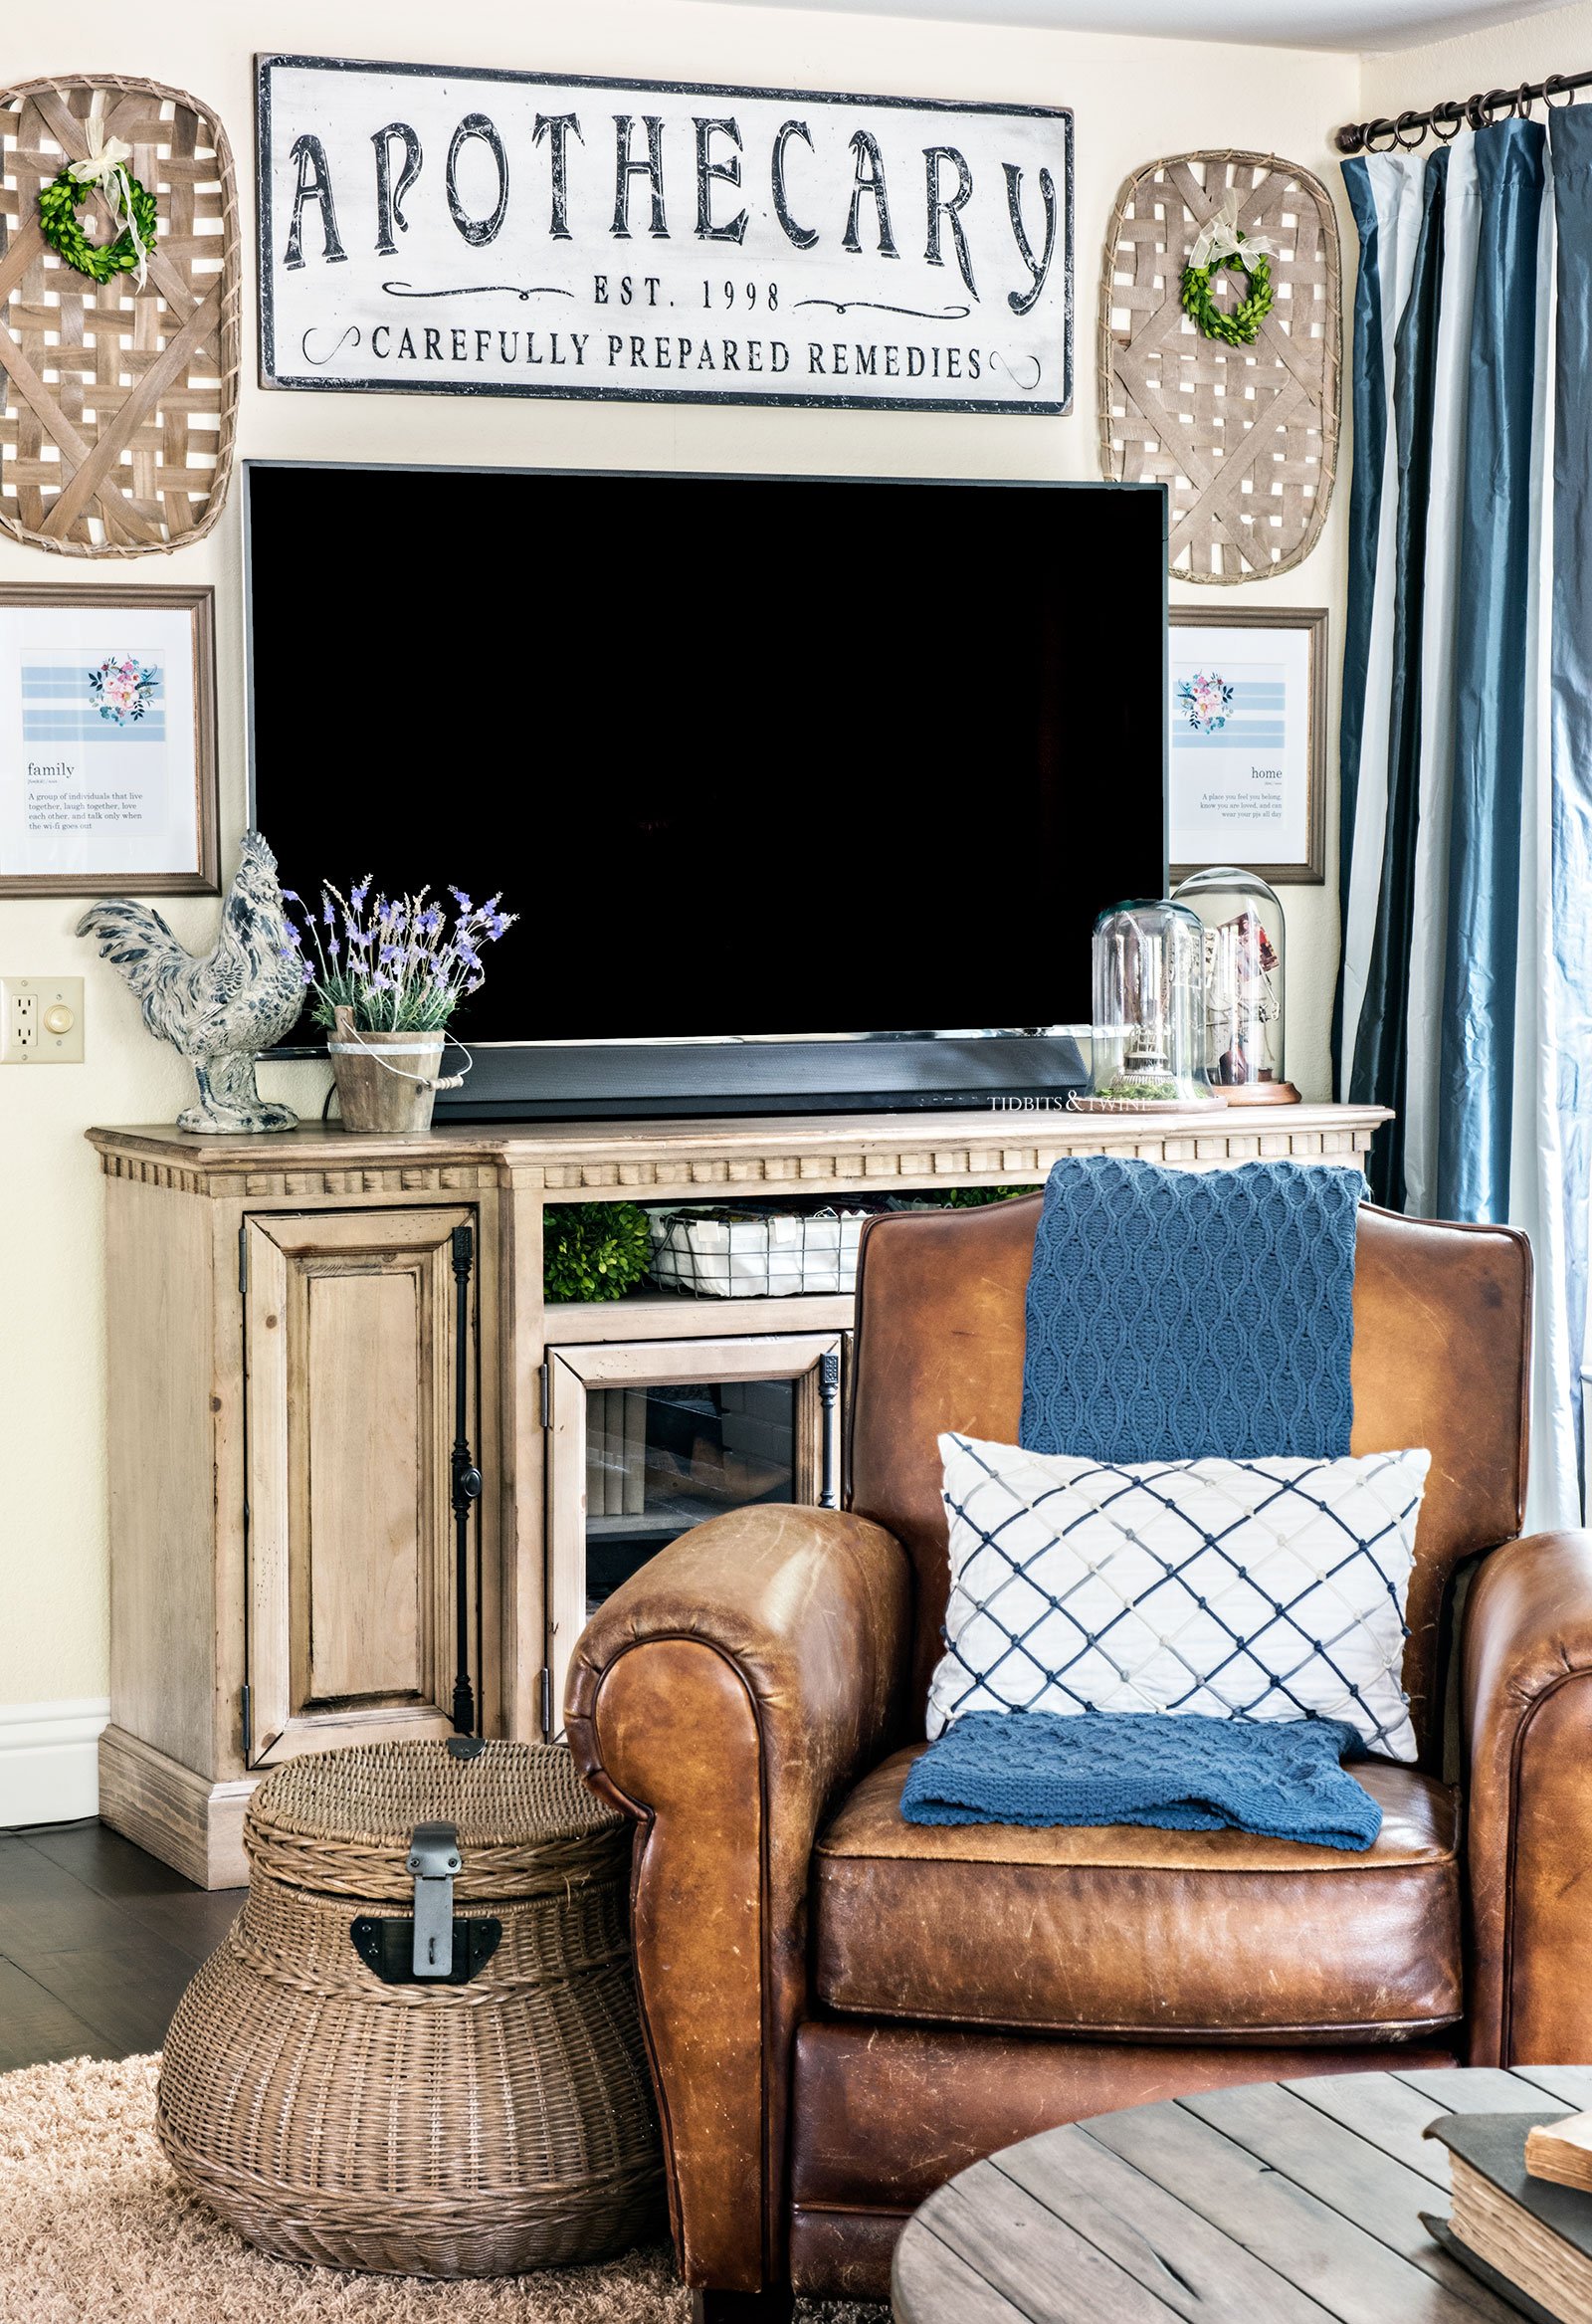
left=1220, top=1080, right=1302, bottom=1106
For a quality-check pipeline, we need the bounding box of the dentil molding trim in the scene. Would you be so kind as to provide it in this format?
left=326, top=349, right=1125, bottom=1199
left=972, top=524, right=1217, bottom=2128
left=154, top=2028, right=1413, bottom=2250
left=86, top=1106, right=1387, bottom=1203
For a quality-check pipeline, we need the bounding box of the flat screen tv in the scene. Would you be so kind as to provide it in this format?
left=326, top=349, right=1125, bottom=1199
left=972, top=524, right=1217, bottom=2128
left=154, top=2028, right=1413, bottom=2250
left=246, top=462, right=1167, bottom=1117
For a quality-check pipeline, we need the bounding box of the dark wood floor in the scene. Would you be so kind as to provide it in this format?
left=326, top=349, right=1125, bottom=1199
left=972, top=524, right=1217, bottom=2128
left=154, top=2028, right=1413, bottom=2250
left=0, top=1819, right=243, bottom=2072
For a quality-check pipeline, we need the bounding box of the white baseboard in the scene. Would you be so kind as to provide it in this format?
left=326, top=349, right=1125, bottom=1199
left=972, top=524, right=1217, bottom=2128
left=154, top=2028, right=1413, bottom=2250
left=0, top=1697, right=109, bottom=1826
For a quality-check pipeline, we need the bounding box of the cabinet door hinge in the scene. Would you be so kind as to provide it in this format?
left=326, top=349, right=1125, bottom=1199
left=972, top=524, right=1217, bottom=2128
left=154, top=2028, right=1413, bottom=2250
left=539, top=1666, right=552, bottom=1738
left=238, top=1222, right=249, bottom=1296
left=818, top=1347, right=843, bottom=1509
left=539, top=1362, right=550, bottom=1429
left=239, top=1681, right=253, bottom=1762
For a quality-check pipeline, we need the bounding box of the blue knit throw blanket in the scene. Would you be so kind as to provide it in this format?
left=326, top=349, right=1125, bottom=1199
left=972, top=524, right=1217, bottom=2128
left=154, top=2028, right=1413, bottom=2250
left=900, top=1711, right=1382, bottom=1850
left=1020, top=1156, right=1361, bottom=1463
left=904, top=1157, right=1377, bottom=1848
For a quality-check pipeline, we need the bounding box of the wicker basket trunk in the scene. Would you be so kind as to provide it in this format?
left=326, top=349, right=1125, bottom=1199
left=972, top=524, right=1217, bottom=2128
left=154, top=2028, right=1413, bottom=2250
left=157, top=1742, right=663, bottom=2277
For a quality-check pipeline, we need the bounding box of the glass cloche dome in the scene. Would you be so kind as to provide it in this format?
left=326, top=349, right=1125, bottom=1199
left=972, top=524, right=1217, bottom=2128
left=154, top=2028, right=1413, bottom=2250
left=1172, top=866, right=1299, bottom=1105
left=1079, top=898, right=1223, bottom=1112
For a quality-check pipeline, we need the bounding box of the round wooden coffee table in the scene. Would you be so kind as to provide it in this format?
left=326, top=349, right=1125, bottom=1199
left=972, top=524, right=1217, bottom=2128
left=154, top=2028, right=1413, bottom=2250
left=892, top=2064, right=1592, bottom=2321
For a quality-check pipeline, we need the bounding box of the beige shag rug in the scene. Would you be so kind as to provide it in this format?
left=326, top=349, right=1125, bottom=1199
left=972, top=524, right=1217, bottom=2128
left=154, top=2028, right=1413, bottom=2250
left=0, top=2057, right=878, bottom=2324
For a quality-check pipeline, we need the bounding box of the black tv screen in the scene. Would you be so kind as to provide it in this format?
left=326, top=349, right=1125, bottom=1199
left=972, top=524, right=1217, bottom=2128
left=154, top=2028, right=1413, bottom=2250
left=246, top=463, right=1166, bottom=1045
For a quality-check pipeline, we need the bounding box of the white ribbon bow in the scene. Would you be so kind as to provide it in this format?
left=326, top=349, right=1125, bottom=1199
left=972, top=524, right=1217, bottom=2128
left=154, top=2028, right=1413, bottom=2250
left=1189, top=189, right=1273, bottom=272
left=68, top=100, right=148, bottom=287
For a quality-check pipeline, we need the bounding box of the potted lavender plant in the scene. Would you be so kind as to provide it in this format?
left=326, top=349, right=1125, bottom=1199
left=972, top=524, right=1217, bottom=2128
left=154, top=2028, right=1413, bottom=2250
left=283, top=880, right=517, bottom=1134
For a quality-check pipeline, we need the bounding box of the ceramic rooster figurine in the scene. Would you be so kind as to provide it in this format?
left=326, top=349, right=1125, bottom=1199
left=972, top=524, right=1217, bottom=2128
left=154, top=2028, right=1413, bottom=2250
left=77, top=830, right=304, bottom=1133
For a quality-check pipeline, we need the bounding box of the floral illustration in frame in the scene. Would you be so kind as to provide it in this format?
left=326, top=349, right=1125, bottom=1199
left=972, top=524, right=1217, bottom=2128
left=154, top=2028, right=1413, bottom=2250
left=0, top=584, right=219, bottom=896
left=1168, top=606, right=1326, bottom=886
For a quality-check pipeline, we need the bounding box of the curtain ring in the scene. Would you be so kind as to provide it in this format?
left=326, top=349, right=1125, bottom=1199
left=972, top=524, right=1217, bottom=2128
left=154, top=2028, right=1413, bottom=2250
left=1394, top=109, right=1427, bottom=150
left=1478, top=88, right=1513, bottom=124
left=1364, top=117, right=1399, bottom=153
left=1516, top=82, right=1536, bottom=120
left=1544, top=74, right=1576, bottom=110
left=1429, top=99, right=1464, bottom=141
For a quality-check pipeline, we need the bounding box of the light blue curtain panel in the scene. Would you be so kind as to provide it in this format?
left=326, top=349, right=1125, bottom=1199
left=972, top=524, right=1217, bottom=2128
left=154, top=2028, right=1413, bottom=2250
left=1348, top=149, right=1447, bottom=1212
left=1549, top=106, right=1592, bottom=1513
left=1332, top=160, right=1392, bottom=1099
left=1339, top=119, right=1585, bottom=1529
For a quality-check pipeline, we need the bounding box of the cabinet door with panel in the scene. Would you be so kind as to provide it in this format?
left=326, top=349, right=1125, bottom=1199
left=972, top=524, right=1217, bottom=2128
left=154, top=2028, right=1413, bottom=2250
left=544, top=1332, right=843, bottom=1730
left=243, top=1208, right=477, bottom=1767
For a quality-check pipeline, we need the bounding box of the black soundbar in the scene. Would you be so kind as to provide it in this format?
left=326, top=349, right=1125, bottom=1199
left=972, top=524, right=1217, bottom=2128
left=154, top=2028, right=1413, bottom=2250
left=432, top=1032, right=1089, bottom=1121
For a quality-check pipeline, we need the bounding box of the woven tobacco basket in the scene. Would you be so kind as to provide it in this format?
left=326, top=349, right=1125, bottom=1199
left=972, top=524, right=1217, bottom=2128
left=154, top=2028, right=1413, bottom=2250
left=1097, top=150, right=1341, bottom=584
left=0, top=74, right=240, bottom=555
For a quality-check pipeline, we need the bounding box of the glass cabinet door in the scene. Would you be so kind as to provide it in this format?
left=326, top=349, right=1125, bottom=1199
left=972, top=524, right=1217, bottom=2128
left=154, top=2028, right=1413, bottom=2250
left=543, top=1333, right=843, bottom=1731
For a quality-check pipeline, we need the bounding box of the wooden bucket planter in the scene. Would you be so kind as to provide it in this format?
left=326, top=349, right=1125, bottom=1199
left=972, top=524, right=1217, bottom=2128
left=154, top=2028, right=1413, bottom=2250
left=329, top=1005, right=449, bottom=1135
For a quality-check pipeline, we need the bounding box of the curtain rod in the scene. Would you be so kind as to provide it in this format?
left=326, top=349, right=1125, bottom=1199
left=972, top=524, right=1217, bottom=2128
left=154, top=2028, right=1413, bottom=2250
left=1334, top=69, right=1590, bottom=155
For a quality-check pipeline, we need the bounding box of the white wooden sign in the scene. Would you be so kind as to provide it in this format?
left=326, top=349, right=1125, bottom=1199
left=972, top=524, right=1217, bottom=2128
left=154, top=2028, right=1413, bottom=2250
left=257, top=57, right=1073, bottom=413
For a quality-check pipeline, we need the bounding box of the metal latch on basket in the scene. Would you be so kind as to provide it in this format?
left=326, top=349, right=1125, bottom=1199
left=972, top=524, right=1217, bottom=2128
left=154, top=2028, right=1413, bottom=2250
left=349, top=1914, right=501, bottom=1987
left=408, top=1821, right=462, bottom=1978
left=346, top=1821, right=503, bottom=1989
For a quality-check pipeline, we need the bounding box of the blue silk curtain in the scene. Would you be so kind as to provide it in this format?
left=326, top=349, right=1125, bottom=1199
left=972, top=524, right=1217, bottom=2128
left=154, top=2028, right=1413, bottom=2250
left=1436, top=124, right=1543, bottom=1221
left=1339, top=117, right=1589, bottom=1527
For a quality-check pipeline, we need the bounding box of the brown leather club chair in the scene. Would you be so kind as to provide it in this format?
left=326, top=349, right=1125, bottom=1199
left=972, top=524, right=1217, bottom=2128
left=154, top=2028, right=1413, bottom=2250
left=567, top=1195, right=1590, bottom=2320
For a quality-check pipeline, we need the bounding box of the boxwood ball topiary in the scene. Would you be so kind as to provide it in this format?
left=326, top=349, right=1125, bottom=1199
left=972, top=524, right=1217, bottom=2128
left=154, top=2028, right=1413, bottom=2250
left=543, top=1201, right=654, bottom=1303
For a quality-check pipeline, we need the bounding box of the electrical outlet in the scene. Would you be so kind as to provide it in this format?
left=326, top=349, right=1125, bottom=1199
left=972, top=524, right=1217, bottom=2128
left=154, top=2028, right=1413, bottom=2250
left=1, top=975, right=84, bottom=1063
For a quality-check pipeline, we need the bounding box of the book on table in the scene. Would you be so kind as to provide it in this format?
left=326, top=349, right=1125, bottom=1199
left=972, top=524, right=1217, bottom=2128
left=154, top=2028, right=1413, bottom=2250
left=1524, top=2112, right=1592, bottom=2199
left=1424, top=2110, right=1592, bottom=2324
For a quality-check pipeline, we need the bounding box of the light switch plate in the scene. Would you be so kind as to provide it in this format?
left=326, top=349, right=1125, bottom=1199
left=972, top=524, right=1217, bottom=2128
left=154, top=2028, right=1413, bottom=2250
left=1, top=975, right=85, bottom=1063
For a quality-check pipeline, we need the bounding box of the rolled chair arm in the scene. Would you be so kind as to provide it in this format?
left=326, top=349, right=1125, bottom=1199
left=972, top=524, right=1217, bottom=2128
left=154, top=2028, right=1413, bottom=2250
left=1463, top=1528, right=1592, bottom=2063
left=565, top=1504, right=912, bottom=2296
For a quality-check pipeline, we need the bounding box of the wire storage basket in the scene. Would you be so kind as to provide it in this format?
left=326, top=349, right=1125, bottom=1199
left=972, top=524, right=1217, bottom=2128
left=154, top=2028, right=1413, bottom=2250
left=647, top=1202, right=871, bottom=1297
left=156, top=1740, right=664, bottom=2278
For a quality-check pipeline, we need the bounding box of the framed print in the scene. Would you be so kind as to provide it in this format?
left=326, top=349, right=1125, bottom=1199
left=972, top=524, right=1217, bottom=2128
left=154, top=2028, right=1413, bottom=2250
left=0, top=584, right=219, bottom=896
left=1168, top=606, right=1326, bottom=885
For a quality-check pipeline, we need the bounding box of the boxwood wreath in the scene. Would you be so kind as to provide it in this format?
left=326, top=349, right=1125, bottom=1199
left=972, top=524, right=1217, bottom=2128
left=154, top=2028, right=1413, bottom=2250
left=1180, top=248, right=1273, bottom=347
left=544, top=1201, right=654, bottom=1304
left=39, top=163, right=158, bottom=285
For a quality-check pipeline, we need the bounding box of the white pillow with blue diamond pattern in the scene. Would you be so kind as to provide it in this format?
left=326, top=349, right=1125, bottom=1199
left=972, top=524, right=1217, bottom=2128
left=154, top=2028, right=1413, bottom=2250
left=926, top=1433, right=1431, bottom=1762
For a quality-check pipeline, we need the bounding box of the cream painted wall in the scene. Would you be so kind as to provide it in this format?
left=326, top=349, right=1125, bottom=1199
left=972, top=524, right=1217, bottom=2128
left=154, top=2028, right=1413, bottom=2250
left=1362, top=0, right=1592, bottom=114
left=0, top=0, right=1360, bottom=1714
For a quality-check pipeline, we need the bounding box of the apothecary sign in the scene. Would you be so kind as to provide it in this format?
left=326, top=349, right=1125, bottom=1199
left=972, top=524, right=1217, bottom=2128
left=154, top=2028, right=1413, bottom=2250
left=257, top=57, right=1073, bottom=413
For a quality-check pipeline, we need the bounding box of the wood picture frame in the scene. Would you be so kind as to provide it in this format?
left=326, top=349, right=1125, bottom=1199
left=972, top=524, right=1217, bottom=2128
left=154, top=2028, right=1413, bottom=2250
left=0, top=582, right=219, bottom=896
left=1168, top=604, right=1327, bottom=885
